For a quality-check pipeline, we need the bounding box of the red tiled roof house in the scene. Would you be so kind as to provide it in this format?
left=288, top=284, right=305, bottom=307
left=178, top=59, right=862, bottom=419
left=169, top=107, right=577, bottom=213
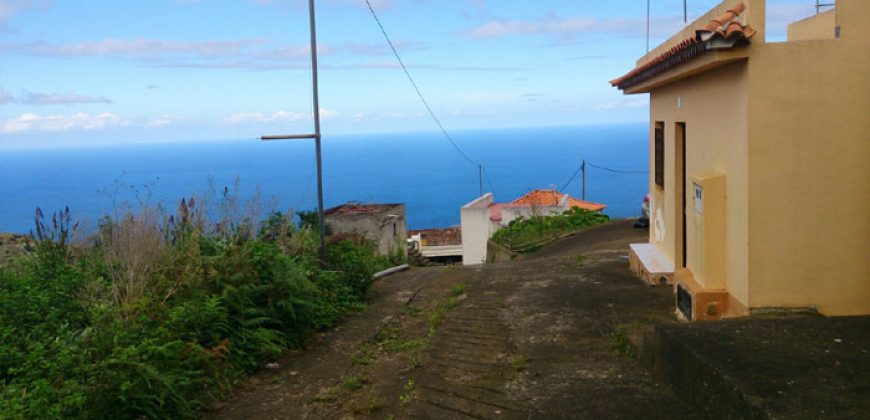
left=460, top=190, right=605, bottom=265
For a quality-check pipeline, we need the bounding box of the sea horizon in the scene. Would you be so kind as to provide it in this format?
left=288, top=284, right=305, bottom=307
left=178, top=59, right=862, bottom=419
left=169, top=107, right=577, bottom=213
left=0, top=123, right=650, bottom=234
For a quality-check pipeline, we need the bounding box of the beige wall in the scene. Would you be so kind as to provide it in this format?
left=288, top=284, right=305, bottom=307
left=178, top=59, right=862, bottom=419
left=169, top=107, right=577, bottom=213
left=649, top=62, right=751, bottom=306
left=632, top=0, right=870, bottom=315
left=745, top=0, right=870, bottom=315
left=787, top=9, right=836, bottom=41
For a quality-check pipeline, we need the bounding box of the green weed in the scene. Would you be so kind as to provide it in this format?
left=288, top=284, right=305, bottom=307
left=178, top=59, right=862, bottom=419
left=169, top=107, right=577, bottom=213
left=399, top=379, right=416, bottom=405
left=609, top=325, right=637, bottom=358
left=512, top=355, right=530, bottom=371
left=407, top=305, right=423, bottom=317
left=342, top=375, right=366, bottom=391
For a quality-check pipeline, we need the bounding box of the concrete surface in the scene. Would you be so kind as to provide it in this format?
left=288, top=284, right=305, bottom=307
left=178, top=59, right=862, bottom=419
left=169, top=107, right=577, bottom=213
left=643, top=315, right=870, bottom=419
left=211, top=220, right=705, bottom=419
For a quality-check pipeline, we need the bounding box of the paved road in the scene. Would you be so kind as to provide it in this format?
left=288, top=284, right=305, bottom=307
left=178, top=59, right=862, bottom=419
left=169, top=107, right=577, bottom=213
left=212, top=221, right=705, bottom=419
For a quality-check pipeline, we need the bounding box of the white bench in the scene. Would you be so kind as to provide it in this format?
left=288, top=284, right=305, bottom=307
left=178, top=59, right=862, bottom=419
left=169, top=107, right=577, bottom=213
left=629, top=243, right=674, bottom=286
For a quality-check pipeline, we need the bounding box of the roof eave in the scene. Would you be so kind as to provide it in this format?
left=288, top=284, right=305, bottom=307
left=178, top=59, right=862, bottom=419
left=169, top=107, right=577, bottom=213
left=621, top=50, right=750, bottom=94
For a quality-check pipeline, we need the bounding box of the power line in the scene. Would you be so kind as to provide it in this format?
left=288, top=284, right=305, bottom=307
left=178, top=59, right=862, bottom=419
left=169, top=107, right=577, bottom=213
left=560, top=165, right=584, bottom=192
left=483, top=166, right=498, bottom=198
left=561, top=160, right=648, bottom=192
left=586, top=162, right=648, bottom=174
left=363, top=0, right=477, bottom=168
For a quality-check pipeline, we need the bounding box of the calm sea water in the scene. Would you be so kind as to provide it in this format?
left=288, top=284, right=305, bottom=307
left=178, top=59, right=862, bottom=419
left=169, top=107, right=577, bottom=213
left=0, top=124, right=649, bottom=234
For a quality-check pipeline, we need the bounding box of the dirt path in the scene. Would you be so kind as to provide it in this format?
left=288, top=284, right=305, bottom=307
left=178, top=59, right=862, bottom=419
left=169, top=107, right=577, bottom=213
left=210, top=221, right=705, bottom=419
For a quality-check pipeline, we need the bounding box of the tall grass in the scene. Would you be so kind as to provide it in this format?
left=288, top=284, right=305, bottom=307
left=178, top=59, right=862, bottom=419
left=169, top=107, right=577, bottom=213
left=0, top=188, right=395, bottom=418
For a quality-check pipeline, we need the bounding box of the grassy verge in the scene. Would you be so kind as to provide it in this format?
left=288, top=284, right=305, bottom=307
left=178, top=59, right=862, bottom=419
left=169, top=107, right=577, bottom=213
left=0, top=194, right=398, bottom=419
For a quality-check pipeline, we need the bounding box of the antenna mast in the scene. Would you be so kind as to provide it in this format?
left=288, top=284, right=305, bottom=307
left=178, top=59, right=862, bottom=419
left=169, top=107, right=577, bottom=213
left=815, top=1, right=835, bottom=14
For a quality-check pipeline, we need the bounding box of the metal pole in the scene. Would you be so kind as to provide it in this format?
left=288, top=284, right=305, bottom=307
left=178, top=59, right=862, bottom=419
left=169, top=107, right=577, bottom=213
left=479, top=164, right=483, bottom=196
left=308, top=0, right=326, bottom=264
left=581, top=160, right=586, bottom=201
left=684, top=0, right=688, bottom=23
left=646, top=0, right=650, bottom=53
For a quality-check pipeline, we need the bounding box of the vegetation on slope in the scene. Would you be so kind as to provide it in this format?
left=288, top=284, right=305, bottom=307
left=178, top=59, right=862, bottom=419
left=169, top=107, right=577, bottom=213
left=0, top=192, right=401, bottom=418
left=491, top=207, right=610, bottom=252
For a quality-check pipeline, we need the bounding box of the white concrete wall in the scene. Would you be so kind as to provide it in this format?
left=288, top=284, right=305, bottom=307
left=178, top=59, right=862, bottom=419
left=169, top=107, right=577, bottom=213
left=499, top=203, right=567, bottom=228
left=460, top=193, right=493, bottom=265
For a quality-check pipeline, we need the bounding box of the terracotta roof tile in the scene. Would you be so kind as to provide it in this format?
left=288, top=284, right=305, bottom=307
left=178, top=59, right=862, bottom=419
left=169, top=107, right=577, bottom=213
left=566, top=197, right=607, bottom=212
left=409, top=227, right=461, bottom=246
left=506, top=189, right=606, bottom=212
left=611, top=2, right=756, bottom=91
left=325, top=202, right=402, bottom=216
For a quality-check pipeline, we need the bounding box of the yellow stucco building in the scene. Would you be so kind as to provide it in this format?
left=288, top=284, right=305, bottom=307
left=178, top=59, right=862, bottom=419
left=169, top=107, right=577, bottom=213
left=613, top=0, right=870, bottom=320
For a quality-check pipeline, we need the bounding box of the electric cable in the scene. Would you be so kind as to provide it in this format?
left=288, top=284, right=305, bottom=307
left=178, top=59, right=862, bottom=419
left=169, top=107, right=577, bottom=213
left=559, top=165, right=585, bottom=192
left=363, top=0, right=477, bottom=168
left=560, top=161, right=648, bottom=192
left=483, top=166, right=498, bottom=198
left=586, top=162, right=648, bottom=174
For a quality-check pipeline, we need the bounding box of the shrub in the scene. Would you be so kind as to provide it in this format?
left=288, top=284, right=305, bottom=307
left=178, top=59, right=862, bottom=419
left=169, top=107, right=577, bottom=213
left=491, top=207, right=610, bottom=251
left=0, top=196, right=385, bottom=418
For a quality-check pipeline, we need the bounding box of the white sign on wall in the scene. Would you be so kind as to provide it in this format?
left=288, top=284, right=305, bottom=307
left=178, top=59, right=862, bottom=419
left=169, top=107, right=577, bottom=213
left=694, top=183, right=703, bottom=214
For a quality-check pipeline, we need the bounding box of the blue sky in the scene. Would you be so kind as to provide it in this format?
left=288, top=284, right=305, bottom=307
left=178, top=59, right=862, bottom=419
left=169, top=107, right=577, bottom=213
left=0, top=0, right=819, bottom=148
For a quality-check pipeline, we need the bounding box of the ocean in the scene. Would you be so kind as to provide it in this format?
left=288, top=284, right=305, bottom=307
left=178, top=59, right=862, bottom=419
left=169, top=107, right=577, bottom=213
left=0, top=123, right=649, bottom=234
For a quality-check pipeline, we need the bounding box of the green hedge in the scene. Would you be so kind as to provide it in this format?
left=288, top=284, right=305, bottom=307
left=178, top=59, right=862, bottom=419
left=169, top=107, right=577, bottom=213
left=491, top=207, right=610, bottom=252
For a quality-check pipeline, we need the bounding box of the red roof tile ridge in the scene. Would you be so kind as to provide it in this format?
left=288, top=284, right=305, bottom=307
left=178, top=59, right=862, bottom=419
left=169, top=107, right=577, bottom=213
left=703, top=3, right=746, bottom=32
left=611, top=2, right=755, bottom=90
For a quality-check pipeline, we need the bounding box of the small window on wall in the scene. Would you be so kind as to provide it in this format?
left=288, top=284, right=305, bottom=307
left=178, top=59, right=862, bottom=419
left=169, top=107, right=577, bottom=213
left=654, top=122, right=664, bottom=189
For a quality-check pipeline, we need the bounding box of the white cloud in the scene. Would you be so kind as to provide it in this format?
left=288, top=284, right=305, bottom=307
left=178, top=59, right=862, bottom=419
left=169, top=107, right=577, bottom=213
left=0, top=37, right=430, bottom=71
left=146, top=118, right=173, bottom=128
left=465, top=15, right=681, bottom=40
left=252, top=0, right=394, bottom=11
left=222, top=110, right=309, bottom=124
left=4, top=38, right=266, bottom=59
left=319, top=108, right=341, bottom=119
left=145, top=116, right=186, bottom=128
left=328, top=0, right=395, bottom=11
left=0, top=89, right=113, bottom=106
left=1, top=112, right=128, bottom=133
left=0, top=88, right=14, bottom=104
left=593, top=99, right=648, bottom=110
left=18, top=91, right=112, bottom=105
left=223, top=108, right=340, bottom=124
left=0, top=0, right=43, bottom=28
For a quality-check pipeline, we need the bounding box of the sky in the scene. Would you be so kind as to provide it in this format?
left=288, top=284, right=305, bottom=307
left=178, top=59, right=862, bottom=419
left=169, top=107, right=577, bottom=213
left=0, top=0, right=821, bottom=149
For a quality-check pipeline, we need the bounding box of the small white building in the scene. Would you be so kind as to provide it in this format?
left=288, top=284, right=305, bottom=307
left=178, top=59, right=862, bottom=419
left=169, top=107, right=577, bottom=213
left=460, top=189, right=605, bottom=265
